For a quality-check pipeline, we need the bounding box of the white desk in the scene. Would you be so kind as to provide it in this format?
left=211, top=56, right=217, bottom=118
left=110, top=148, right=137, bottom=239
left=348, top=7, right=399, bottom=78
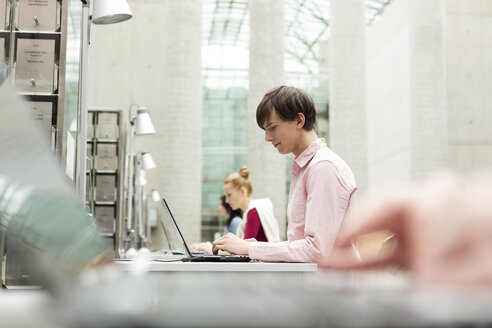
left=3, top=271, right=492, bottom=327
left=113, top=260, right=317, bottom=272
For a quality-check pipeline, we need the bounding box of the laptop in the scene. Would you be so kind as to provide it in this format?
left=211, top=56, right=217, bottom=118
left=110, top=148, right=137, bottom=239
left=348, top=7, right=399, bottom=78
left=158, top=219, right=207, bottom=256
left=161, top=198, right=251, bottom=262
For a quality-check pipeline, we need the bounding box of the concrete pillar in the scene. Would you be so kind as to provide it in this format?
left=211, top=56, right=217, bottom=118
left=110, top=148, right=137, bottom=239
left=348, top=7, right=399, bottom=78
left=159, top=0, right=202, bottom=244
left=329, top=0, right=368, bottom=193
left=248, top=0, right=286, bottom=238
left=446, top=0, right=492, bottom=172
left=366, top=0, right=412, bottom=186
left=317, top=39, right=330, bottom=142
left=409, top=0, right=447, bottom=179
left=89, top=0, right=202, bottom=245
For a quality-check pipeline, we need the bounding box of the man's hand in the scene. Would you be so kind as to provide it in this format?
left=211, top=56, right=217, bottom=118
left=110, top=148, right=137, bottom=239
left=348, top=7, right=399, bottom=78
left=212, top=233, right=253, bottom=255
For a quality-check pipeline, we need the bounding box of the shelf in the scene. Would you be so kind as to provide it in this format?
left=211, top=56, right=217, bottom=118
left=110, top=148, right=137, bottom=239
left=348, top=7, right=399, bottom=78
left=94, top=201, right=117, bottom=206
left=87, top=110, right=122, bottom=256
left=13, top=31, right=62, bottom=37
left=94, top=169, right=119, bottom=174
left=88, top=108, right=122, bottom=114
left=17, top=93, right=58, bottom=98
left=93, top=139, right=119, bottom=144
left=94, top=138, right=119, bottom=143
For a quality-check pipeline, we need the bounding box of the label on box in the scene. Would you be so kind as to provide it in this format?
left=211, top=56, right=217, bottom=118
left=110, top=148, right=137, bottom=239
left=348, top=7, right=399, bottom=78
left=0, top=37, right=5, bottom=64
left=25, top=101, right=53, bottom=137
left=0, top=0, right=7, bottom=30
left=15, top=38, right=55, bottom=93
left=18, top=0, right=57, bottom=32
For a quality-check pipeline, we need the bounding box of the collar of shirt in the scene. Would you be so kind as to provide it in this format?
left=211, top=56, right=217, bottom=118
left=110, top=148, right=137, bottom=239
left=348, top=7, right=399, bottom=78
left=293, top=138, right=326, bottom=168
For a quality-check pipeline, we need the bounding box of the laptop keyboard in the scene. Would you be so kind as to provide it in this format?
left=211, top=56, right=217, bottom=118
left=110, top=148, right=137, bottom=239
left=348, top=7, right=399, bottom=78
left=187, top=254, right=251, bottom=262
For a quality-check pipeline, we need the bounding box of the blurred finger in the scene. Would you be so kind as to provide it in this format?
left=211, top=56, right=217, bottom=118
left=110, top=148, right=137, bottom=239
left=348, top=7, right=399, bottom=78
left=336, top=199, right=408, bottom=247
left=321, top=246, right=400, bottom=270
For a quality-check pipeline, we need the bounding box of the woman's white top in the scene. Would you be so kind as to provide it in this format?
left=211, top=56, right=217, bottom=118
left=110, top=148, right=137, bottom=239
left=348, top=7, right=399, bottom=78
left=237, top=198, right=280, bottom=242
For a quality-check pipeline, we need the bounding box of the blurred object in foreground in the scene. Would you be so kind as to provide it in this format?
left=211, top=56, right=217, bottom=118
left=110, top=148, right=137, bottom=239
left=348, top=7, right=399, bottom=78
left=0, top=78, right=110, bottom=287
left=322, top=170, right=492, bottom=285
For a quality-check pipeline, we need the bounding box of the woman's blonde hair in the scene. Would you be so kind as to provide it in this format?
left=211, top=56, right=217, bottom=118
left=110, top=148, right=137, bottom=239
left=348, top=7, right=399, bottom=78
left=224, top=166, right=253, bottom=197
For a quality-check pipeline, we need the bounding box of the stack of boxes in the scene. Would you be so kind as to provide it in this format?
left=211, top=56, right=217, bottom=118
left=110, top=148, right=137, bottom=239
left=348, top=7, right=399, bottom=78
left=86, top=109, right=122, bottom=253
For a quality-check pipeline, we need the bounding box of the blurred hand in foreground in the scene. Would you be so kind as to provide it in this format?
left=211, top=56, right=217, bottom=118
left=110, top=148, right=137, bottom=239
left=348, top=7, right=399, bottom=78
left=320, top=171, right=492, bottom=285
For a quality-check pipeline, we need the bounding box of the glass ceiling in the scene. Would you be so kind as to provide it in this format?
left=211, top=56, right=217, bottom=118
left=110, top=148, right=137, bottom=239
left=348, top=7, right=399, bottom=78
left=201, top=0, right=394, bottom=216
left=203, top=0, right=393, bottom=88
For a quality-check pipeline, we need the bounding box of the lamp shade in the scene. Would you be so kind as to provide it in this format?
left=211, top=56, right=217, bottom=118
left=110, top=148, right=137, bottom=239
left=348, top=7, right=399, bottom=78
left=92, top=0, right=133, bottom=24
left=135, top=108, right=156, bottom=135
left=151, top=189, right=161, bottom=202
left=69, top=119, right=77, bottom=132
left=137, top=170, right=147, bottom=186
left=141, top=152, right=156, bottom=170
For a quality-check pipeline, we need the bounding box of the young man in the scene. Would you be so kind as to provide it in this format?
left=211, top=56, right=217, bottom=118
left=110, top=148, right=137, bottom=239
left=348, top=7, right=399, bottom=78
left=212, top=86, right=358, bottom=262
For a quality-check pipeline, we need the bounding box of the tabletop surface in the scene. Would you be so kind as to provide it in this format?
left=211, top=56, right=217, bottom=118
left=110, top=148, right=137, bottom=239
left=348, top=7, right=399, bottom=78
left=113, top=259, right=318, bottom=272
left=2, top=270, right=492, bottom=327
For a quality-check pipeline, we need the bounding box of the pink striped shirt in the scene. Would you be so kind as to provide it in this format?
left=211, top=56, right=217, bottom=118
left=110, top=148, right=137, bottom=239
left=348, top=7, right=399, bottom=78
left=248, top=138, right=357, bottom=262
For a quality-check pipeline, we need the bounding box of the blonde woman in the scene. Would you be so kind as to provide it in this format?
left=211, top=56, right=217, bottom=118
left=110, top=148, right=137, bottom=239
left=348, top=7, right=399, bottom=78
left=221, top=166, right=280, bottom=243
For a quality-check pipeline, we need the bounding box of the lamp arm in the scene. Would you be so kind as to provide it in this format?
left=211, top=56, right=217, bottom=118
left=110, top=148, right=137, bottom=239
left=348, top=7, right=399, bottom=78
left=128, top=103, right=140, bottom=124
left=126, top=122, right=135, bottom=232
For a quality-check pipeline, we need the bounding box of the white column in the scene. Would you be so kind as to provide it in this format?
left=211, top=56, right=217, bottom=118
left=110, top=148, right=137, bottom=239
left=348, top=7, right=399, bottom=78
left=446, top=0, right=492, bottom=172
left=329, top=0, right=368, bottom=193
left=88, top=1, right=202, bottom=245
left=409, top=0, right=447, bottom=179
left=248, top=0, right=286, bottom=238
left=160, top=0, right=202, bottom=244
left=318, top=39, right=330, bottom=143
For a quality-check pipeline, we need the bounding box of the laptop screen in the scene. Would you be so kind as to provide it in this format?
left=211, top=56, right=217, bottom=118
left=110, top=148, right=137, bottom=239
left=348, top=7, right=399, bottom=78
left=160, top=198, right=193, bottom=258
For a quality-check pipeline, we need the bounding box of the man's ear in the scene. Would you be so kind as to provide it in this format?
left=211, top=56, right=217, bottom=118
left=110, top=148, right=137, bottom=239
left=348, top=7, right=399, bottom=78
left=296, top=113, right=306, bottom=129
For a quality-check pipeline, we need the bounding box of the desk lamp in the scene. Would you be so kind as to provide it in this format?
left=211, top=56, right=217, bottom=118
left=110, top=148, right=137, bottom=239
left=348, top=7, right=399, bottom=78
left=92, top=0, right=133, bottom=24
left=126, top=106, right=155, bottom=234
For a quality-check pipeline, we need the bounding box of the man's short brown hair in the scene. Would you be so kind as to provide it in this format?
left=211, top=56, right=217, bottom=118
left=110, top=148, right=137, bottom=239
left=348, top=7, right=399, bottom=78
left=256, top=85, right=316, bottom=130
